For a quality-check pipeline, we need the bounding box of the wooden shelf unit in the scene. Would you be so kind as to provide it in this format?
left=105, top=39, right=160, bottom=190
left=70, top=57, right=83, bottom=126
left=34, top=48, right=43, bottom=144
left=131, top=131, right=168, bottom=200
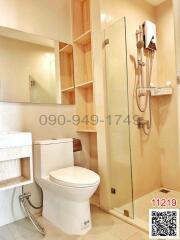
left=72, top=0, right=99, bottom=206
left=59, top=42, right=75, bottom=104
left=72, top=0, right=91, bottom=39
left=73, top=5, right=94, bottom=132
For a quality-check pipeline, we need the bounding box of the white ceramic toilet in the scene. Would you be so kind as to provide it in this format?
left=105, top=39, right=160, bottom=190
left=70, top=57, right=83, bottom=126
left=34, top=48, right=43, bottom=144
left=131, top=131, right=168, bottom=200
left=33, top=138, right=100, bottom=235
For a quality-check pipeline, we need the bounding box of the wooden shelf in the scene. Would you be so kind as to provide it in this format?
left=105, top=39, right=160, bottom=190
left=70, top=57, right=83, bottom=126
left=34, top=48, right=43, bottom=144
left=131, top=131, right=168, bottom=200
left=72, top=0, right=100, bottom=206
left=61, top=86, right=74, bottom=93
left=74, top=36, right=92, bottom=86
left=72, top=0, right=91, bottom=39
left=77, top=129, right=96, bottom=133
left=74, top=30, right=91, bottom=45
left=0, top=156, right=32, bottom=191
left=0, top=176, right=32, bottom=191
left=76, top=80, right=93, bottom=89
left=60, top=44, right=73, bottom=54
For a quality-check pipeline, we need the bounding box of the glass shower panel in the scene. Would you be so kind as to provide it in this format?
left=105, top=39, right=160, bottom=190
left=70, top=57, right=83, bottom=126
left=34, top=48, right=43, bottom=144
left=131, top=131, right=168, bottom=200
left=105, top=17, right=134, bottom=218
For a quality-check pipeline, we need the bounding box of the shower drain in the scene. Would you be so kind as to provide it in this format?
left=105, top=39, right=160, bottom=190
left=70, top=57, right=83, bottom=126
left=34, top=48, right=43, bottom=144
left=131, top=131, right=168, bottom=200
left=160, top=189, right=170, bottom=194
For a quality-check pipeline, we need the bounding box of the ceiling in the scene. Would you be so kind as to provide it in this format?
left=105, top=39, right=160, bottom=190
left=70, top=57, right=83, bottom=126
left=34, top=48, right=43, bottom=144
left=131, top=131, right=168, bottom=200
left=144, top=0, right=166, bottom=6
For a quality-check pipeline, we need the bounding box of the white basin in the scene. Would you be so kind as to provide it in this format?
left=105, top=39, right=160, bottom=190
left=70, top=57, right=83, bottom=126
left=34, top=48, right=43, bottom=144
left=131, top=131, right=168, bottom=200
left=0, top=132, right=32, bottom=149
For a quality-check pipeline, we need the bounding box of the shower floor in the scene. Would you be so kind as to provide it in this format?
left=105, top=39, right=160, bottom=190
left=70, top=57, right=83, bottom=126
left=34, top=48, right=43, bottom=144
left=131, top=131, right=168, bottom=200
left=110, top=188, right=180, bottom=232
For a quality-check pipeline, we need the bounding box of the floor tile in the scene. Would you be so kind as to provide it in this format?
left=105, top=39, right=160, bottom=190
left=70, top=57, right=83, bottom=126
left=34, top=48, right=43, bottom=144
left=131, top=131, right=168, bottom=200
left=0, top=206, right=148, bottom=240
left=127, top=231, right=149, bottom=240
left=7, top=218, right=39, bottom=239
left=0, top=225, right=15, bottom=240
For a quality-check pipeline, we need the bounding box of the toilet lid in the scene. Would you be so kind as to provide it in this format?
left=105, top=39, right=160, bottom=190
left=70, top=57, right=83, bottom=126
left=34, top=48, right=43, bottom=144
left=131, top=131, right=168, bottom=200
left=49, top=166, right=100, bottom=188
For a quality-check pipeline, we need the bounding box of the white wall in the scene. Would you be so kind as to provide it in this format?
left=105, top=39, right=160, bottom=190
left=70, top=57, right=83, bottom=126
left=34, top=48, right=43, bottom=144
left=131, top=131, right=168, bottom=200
left=173, top=0, right=180, bottom=76
left=0, top=0, right=72, bottom=43
left=0, top=0, right=76, bottom=226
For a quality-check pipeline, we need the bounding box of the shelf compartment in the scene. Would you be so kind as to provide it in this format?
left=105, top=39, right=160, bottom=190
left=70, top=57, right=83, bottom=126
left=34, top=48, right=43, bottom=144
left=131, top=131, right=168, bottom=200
left=76, top=85, right=96, bottom=132
left=61, top=91, right=75, bottom=105
left=74, top=36, right=92, bottom=86
left=59, top=47, right=74, bottom=89
left=0, top=157, right=32, bottom=191
left=72, top=0, right=91, bottom=39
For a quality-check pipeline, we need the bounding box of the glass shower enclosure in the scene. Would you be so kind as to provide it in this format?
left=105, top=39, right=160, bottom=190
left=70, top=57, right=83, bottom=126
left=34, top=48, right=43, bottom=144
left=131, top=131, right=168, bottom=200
left=104, top=17, right=134, bottom=218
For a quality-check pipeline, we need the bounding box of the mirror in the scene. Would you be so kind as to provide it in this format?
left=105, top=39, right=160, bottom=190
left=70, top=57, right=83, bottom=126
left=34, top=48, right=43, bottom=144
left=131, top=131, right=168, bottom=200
left=0, top=26, right=75, bottom=105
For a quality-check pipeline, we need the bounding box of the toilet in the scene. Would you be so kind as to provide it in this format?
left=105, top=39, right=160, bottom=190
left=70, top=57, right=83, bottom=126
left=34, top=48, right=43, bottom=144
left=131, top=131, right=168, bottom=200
left=33, top=138, right=100, bottom=235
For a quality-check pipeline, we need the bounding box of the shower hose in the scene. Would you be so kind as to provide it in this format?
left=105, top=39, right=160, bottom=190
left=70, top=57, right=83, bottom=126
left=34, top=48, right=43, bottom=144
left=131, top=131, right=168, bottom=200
left=19, top=187, right=46, bottom=236
left=136, top=50, right=154, bottom=135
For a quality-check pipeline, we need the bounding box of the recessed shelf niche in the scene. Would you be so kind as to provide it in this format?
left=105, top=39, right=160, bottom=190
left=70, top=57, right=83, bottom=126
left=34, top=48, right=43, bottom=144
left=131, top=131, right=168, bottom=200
left=76, top=85, right=96, bottom=132
left=0, top=157, right=32, bottom=190
left=59, top=42, right=75, bottom=104
left=73, top=35, right=92, bottom=86
left=72, top=0, right=91, bottom=39
left=72, top=0, right=99, bottom=206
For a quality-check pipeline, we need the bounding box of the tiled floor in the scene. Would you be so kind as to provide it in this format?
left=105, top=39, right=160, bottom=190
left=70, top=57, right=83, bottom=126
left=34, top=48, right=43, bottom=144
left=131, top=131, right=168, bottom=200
left=0, top=206, right=148, bottom=240
left=115, top=188, right=180, bottom=231
left=133, top=188, right=179, bottom=221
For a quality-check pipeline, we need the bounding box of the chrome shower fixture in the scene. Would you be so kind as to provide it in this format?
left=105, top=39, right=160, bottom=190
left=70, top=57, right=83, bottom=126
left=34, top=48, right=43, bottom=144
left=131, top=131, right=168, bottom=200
left=135, top=21, right=157, bottom=135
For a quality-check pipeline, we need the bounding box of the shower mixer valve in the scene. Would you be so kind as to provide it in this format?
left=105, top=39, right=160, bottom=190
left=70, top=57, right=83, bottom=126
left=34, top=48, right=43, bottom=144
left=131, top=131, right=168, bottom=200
left=19, top=192, right=31, bottom=201
left=137, top=117, right=150, bottom=129
left=137, top=60, right=145, bottom=66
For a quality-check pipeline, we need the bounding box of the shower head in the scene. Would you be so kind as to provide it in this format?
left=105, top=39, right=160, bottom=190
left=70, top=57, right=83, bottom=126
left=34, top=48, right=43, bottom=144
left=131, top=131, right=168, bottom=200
left=137, top=40, right=144, bottom=49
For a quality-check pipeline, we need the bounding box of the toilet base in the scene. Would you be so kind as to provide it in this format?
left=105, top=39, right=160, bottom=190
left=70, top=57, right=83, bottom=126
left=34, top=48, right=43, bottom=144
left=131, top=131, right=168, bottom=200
left=42, top=188, right=92, bottom=235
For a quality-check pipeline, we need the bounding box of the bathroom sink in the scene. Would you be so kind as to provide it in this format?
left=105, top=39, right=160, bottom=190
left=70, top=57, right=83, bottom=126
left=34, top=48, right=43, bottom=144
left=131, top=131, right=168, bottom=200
left=0, top=132, right=32, bottom=148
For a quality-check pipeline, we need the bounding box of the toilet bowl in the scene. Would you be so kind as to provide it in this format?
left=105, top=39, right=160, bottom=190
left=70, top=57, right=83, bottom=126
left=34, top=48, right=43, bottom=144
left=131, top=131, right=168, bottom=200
left=33, top=139, right=100, bottom=235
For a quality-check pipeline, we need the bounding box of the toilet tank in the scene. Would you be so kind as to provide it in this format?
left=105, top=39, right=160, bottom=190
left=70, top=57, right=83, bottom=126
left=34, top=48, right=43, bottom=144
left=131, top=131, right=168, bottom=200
left=33, top=138, right=74, bottom=178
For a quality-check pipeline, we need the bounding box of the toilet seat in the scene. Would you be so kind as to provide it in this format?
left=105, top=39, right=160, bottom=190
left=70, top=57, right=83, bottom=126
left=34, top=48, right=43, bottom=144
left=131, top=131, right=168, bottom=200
left=49, top=166, right=100, bottom=188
